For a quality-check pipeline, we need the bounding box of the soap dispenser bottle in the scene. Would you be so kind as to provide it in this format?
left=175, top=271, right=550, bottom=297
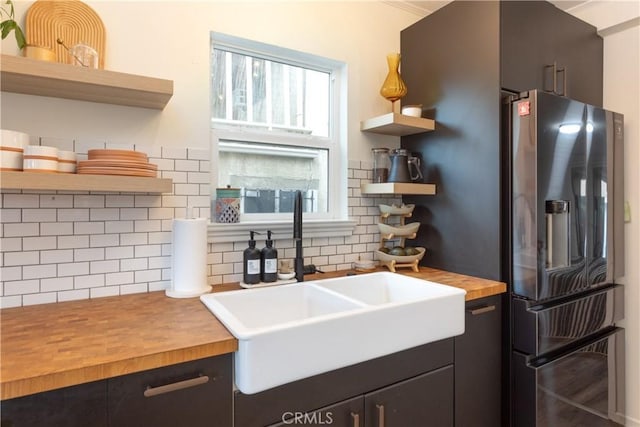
left=243, top=231, right=261, bottom=284
left=261, top=230, right=278, bottom=283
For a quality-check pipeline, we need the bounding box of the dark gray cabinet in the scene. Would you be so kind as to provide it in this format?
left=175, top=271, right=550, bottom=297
left=501, top=1, right=603, bottom=106
left=0, top=354, right=232, bottom=427
left=269, top=366, right=454, bottom=427
left=400, top=0, right=602, bottom=281
left=454, top=295, right=503, bottom=427
left=0, top=379, right=108, bottom=427
left=235, top=339, right=454, bottom=427
left=108, top=354, right=232, bottom=427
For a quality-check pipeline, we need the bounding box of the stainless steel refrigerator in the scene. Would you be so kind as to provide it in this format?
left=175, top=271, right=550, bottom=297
left=508, top=90, right=625, bottom=426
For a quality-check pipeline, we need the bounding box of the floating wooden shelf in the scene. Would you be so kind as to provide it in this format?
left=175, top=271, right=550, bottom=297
left=361, top=182, right=436, bottom=195
left=0, top=171, right=173, bottom=193
left=360, top=113, right=435, bottom=136
left=0, top=54, right=173, bottom=110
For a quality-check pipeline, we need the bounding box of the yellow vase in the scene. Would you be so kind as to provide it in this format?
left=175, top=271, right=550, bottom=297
left=380, top=53, right=408, bottom=105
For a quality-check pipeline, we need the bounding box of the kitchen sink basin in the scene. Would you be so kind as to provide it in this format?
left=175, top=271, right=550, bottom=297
left=200, top=272, right=466, bottom=394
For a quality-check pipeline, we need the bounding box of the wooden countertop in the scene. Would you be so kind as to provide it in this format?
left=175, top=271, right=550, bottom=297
left=0, top=267, right=505, bottom=400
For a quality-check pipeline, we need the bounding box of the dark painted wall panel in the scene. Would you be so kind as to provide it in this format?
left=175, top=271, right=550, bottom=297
left=400, top=1, right=503, bottom=280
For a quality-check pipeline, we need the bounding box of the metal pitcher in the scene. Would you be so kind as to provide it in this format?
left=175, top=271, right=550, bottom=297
left=388, top=149, right=423, bottom=183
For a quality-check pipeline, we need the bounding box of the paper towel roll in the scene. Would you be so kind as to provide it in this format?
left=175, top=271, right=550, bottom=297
left=166, top=217, right=211, bottom=298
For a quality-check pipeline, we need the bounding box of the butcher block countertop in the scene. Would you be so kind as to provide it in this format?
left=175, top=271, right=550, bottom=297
left=0, top=267, right=505, bottom=400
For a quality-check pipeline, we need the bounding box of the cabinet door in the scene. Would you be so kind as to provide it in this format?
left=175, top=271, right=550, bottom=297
left=454, top=295, right=502, bottom=427
left=107, top=354, right=232, bottom=427
left=269, top=396, right=364, bottom=427
left=0, top=380, right=107, bottom=427
left=365, top=365, right=454, bottom=427
left=501, top=0, right=603, bottom=106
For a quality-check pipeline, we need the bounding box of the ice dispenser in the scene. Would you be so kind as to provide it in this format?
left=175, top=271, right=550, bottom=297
left=545, top=200, right=570, bottom=269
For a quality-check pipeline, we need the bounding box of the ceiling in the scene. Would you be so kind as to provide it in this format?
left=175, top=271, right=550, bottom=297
left=388, top=1, right=592, bottom=18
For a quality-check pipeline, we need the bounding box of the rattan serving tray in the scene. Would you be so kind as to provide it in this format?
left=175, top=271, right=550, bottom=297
left=25, top=0, right=105, bottom=69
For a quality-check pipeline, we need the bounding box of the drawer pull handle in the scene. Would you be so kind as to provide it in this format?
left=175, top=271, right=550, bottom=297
left=351, top=412, right=360, bottom=427
left=144, top=375, right=209, bottom=397
left=467, top=305, right=496, bottom=315
left=376, top=404, right=385, bottom=427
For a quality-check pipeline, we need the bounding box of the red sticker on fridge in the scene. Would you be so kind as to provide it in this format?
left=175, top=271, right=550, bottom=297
left=518, top=101, right=530, bottom=116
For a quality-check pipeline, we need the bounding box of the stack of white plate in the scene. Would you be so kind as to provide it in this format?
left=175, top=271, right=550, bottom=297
left=77, top=149, right=157, bottom=177
left=0, top=130, right=30, bottom=171
left=57, top=150, right=78, bottom=173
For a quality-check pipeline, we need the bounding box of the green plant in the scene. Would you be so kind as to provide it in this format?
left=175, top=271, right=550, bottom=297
left=1, top=0, right=26, bottom=49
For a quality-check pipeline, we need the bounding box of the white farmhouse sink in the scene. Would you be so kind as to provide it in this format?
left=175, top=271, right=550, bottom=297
left=200, top=272, right=466, bottom=394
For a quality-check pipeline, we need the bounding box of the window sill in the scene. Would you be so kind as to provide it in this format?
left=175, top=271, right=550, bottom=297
left=207, top=219, right=358, bottom=243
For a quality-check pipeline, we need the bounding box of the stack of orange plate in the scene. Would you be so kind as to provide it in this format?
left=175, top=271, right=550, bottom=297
left=77, top=149, right=157, bottom=177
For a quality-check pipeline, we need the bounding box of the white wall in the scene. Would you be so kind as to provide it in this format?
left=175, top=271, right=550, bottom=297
left=2, top=1, right=414, bottom=159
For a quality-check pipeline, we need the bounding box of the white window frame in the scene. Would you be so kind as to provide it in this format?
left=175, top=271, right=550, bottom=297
left=209, top=32, right=354, bottom=242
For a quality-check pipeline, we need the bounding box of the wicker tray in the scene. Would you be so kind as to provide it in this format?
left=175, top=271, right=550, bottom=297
left=25, top=0, right=106, bottom=69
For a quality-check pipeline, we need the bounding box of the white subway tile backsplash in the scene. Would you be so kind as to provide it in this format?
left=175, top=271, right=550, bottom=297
left=90, top=260, right=120, bottom=274
left=74, top=221, right=105, bottom=235
left=4, top=279, right=39, bottom=295
left=4, top=223, right=39, bottom=237
left=22, top=293, right=56, bottom=306
left=121, top=258, right=148, bottom=271
left=120, top=208, right=148, bottom=220
left=41, top=277, right=73, bottom=292
left=134, top=195, right=162, bottom=208
left=134, top=220, right=161, bottom=233
left=58, top=235, right=90, bottom=249
left=0, top=237, right=22, bottom=252
left=74, top=247, right=105, bottom=262
left=3, top=194, right=39, bottom=208
left=90, top=208, right=120, bottom=221
left=58, top=208, right=90, bottom=222
left=1, top=266, right=21, bottom=281
left=58, top=262, right=90, bottom=277
left=41, top=249, right=74, bottom=264
left=74, top=195, right=105, bottom=208
left=39, top=194, right=73, bottom=208
left=41, top=222, right=74, bottom=236
left=0, top=150, right=394, bottom=306
left=134, top=269, right=161, bottom=283
left=105, top=220, right=133, bottom=234
left=105, top=271, right=133, bottom=286
left=120, top=233, right=147, bottom=246
left=24, top=264, right=57, bottom=280
left=0, top=209, right=21, bottom=223
left=58, top=289, right=90, bottom=302
left=105, top=195, right=135, bottom=207
left=74, top=274, right=105, bottom=289
left=120, top=283, right=148, bottom=295
left=4, top=251, right=39, bottom=266
left=105, top=246, right=134, bottom=260
left=90, top=286, right=120, bottom=299
left=135, top=244, right=162, bottom=258
left=23, top=236, right=57, bottom=251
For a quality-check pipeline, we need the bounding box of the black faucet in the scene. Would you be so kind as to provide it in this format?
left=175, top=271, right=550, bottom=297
left=294, top=190, right=304, bottom=282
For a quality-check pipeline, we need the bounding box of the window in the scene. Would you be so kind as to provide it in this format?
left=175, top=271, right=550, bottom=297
left=210, top=33, right=347, bottom=224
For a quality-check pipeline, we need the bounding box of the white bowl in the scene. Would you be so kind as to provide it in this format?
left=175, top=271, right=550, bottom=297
left=0, top=150, right=23, bottom=170
left=378, top=222, right=420, bottom=237
left=24, top=158, right=59, bottom=172
left=1, top=129, right=30, bottom=149
left=376, top=247, right=426, bottom=263
left=23, top=146, right=59, bottom=172
left=401, top=105, right=422, bottom=117
left=57, top=150, right=77, bottom=173
left=379, top=204, right=415, bottom=216
left=24, top=145, right=58, bottom=158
